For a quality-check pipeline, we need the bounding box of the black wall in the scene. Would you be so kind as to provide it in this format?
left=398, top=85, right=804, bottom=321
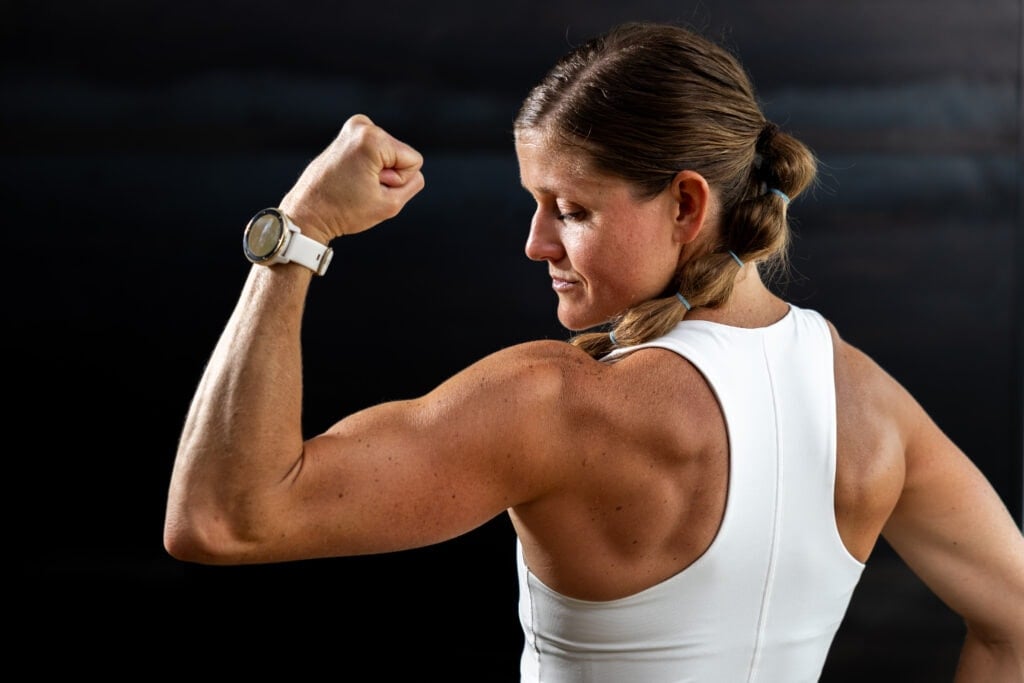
left=6, top=1, right=1021, bottom=679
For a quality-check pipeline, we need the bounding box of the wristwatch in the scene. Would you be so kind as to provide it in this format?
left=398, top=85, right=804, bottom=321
left=243, top=207, right=334, bottom=276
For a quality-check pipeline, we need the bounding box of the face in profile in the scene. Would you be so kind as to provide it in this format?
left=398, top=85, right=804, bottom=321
left=516, top=131, right=687, bottom=331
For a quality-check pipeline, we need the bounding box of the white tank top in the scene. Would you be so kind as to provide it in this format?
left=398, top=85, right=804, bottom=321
left=517, top=305, right=865, bottom=682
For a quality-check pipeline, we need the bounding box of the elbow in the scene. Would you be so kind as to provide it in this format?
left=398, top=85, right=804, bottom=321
left=164, top=461, right=276, bottom=564
left=164, top=522, right=208, bottom=565
left=163, top=454, right=299, bottom=564
left=163, top=507, right=231, bottom=565
left=163, top=498, right=258, bottom=565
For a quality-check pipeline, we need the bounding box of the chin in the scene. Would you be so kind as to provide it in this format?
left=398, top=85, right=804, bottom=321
left=557, top=308, right=607, bottom=333
left=557, top=315, right=584, bottom=332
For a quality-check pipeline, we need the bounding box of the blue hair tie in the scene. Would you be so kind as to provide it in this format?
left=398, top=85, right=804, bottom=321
left=675, top=292, right=692, bottom=311
left=768, top=188, right=790, bottom=204
left=728, top=250, right=744, bottom=267
left=609, top=330, right=618, bottom=346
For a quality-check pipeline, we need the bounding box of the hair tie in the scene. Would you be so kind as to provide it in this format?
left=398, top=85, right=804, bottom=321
left=728, top=250, right=744, bottom=267
left=675, top=292, right=692, bottom=311
left=609, top=330, right=618, bottom=346
left=768, top=188, right=790, bottom=204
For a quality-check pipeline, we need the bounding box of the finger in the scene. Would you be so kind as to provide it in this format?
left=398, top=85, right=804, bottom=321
left=378, top=168, right=404, bottom=187
left=377, top=135, right=423, bottom=176
left=379, top=160, right=426, bottom=187
left=391, top=142, right=424, bottom=173
left=381, top=170, right=426, bottom=208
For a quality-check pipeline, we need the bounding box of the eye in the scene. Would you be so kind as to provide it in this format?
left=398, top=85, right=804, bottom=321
left=555, top=202, right=586, bottom=222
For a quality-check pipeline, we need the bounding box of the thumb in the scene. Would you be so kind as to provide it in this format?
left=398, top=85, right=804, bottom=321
left=378, top=167, right=406, bottom=188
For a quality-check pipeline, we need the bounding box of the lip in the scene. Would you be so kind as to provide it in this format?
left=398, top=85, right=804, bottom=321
left=551, top=276, right=578, bottom=292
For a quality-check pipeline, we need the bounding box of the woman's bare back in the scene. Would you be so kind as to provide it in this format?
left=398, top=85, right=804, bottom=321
left=511, top=317, right=910, bottom=602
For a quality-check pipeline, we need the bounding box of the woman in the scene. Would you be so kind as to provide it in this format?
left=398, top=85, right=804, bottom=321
left=164, top=21, right=1024, bottom=681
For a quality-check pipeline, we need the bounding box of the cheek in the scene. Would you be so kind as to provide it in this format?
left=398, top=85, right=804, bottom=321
left=588, top=252, right=671, bottom=318
left=610, top=232, right=679, bottom=293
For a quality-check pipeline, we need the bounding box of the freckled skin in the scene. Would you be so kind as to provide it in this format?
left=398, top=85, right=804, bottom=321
left=516, top=131, right=688, bottom=330
left=165, top=113, right=1024, bottom=679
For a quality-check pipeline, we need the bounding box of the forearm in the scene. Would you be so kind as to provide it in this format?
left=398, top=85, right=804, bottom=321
left=164, top=114, right=425, bottom=563
left=165, top=263, right=311, bottom=561
left=954, top=626, right=1024, bottom=682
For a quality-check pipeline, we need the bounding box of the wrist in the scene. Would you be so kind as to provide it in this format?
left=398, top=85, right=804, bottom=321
left=243, top=208, right=334, bottom=276
left=278, top=189, right=351, bottom=243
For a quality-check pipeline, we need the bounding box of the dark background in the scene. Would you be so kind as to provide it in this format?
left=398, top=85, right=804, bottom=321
left=5, top=1, right=1022, bottom=679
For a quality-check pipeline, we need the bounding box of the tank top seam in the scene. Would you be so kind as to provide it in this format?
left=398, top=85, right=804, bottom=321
left=746, top=334, right=785, bottom=682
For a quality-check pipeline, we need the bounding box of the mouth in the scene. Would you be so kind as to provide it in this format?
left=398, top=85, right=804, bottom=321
left=550, top=275, right=578, bottom=291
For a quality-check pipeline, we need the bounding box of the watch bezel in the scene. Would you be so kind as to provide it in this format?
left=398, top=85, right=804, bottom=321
left=243, top=207, right=291, bottom=264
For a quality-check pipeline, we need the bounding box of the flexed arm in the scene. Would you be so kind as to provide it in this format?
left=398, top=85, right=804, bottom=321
left=163, top=115, right=425, bottom=563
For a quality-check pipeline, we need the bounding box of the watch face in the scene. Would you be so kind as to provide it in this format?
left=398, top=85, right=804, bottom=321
left=244, top=209, right=286, bottom=262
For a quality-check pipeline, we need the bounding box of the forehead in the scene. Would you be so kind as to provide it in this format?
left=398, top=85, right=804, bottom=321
left=514, top=129, right=608, bottom=195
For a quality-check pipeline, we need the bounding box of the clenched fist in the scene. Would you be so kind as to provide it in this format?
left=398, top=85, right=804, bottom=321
left=279, top=114, right=426, bottom=244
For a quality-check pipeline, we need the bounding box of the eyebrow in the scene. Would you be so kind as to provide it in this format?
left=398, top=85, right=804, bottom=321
left=520, top=181, right=555, bottom=197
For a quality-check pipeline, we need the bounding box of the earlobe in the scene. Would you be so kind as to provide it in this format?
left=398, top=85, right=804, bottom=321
left=670, top=170, right=712, bottom=244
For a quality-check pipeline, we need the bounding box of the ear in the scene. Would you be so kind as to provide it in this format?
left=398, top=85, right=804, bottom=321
left=668, top=170, right=712, bottom=245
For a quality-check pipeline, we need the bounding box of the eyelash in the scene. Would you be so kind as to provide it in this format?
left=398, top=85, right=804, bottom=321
left=558, top=210, right=584, bottom=221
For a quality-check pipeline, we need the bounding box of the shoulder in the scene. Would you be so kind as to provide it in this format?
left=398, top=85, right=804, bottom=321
left=417, top=339, right=609, bottom=442
left=821, top=316, right=928, bottom=448
left=827, top=317, right=909, bottom=397
left=825, top=317, right=907, bottom=398
left=436, top=339, right=603, bottom=396
left=492, top=338, right=598, bottom=369
left=479, top=339, right=710, bottom=404
left=433, top=338, right=713, bottom=453
left=446, top=339, right=645, bottom=431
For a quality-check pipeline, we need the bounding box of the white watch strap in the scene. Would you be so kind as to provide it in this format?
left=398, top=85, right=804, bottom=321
left=282, top=215, right=334, bottom=276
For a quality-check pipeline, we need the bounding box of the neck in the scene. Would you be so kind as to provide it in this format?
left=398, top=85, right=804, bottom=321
left=686, top=265, right=788, bottom=328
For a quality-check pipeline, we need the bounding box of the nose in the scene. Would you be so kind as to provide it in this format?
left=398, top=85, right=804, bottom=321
left=524, top=210, right=563, bottom=263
